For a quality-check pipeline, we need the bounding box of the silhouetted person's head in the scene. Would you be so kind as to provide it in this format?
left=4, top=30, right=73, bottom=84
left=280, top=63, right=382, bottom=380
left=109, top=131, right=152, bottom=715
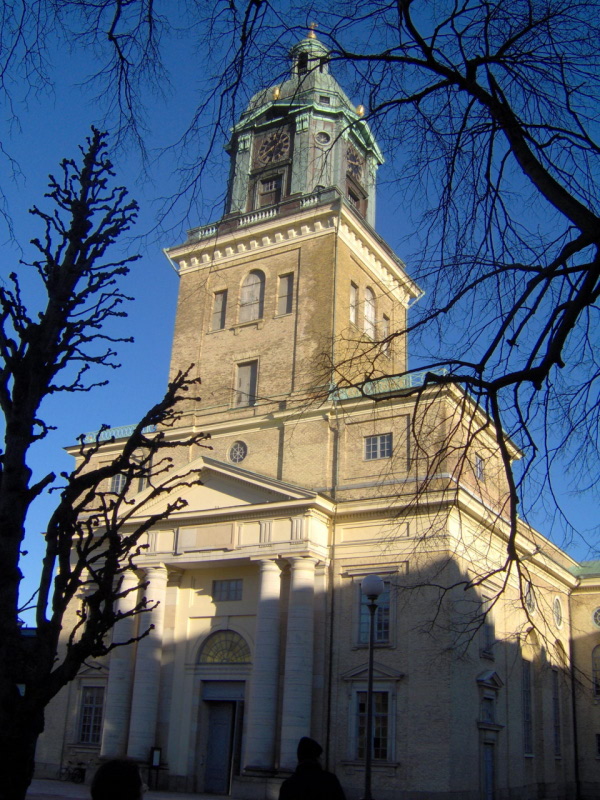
left=91, top=759, right=143, bottom=800
left=297, top=737, right=323, bottom=764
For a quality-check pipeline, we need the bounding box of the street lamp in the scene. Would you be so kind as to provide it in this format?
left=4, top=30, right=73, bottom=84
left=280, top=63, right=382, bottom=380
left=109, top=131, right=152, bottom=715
left=360, top=573, right=384, bottom=800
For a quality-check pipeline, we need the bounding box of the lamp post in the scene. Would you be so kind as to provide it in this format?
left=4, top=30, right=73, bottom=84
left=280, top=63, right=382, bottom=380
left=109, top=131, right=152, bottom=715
left=360, top=574, right=384, bottom=800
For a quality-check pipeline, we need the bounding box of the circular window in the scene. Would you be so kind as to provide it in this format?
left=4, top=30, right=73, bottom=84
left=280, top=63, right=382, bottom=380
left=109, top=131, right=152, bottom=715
left=229, top=440, right=248, bottom=464
left=553, top=597, right=563, bottom=629
left=315, top=131, right=331, bottom=145
left=593, top=608, right=600, bottom=629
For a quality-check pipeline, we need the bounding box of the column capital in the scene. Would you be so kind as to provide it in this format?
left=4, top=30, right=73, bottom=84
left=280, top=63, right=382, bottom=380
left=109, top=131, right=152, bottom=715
left=257, top=558, right=281, bottom=573
left=143, top=563, right=169, bottom=579
left=289, top=556, right=319, bottom=570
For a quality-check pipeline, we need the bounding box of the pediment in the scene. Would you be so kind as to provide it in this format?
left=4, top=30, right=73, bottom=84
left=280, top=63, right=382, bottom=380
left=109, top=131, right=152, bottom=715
left=78, top=664, right=108, bottom=678
left=129, top=455, right=319, bottom=518
left=477, top=670, right=504, bottom=689
left=341, top=661, right=404, bottom=682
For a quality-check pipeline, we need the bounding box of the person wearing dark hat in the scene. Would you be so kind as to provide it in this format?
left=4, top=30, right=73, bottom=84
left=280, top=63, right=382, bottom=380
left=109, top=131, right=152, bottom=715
left=91, top=759, right=143, bottom=800
left=279, top=737, right=346, bottom=800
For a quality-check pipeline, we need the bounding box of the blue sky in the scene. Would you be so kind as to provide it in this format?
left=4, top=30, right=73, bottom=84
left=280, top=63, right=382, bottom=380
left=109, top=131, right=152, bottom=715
left=2, top=14, right=597, bottom=624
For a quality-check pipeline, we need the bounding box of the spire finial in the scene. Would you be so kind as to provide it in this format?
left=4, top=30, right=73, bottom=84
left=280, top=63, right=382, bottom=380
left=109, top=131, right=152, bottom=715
left=308, top=22, right=318, bottom=39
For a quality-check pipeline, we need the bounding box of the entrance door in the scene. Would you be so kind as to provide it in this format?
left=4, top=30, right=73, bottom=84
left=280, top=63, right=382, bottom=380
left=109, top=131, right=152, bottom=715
left=205, top=701, right=235, bottom=794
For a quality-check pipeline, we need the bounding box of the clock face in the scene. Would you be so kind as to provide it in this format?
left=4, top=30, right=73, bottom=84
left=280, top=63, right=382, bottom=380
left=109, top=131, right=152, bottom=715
left=346, top=145, right=363, bottom=180
left=258, top=129, right=291, bottom=164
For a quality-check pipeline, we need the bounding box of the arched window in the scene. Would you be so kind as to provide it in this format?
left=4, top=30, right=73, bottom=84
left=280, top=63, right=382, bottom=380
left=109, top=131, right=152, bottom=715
left=592, top=645, right=600, bottom=697
left=364, top=287, right=376, bottom=338
left=239, top=270, right=265, bottom=323
left=198, top=630, right=251, bottom=664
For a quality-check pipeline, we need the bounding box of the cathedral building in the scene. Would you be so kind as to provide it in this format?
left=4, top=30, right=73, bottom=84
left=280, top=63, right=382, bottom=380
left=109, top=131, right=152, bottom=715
left=36, top=31, right=600, bottom=800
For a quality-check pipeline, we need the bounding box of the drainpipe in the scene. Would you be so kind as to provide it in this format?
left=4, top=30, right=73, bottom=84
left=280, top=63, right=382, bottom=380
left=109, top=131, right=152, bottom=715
left=568, top=593, right=581, bottom=800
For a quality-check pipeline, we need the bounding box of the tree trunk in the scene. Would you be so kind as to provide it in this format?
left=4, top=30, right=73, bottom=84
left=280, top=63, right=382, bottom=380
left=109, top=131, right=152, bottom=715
left=0, top=695, right=44, bottom=800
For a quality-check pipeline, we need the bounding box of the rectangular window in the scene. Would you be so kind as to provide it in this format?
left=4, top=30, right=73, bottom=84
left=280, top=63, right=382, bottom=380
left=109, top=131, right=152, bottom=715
left=235, top=360, right=258, bottom=407
left=381, top=314, right=390, bottom=354
left=357, top=691, right=389, bottom=760
left=133, top=454, right=151, bottom=493
left=319, top=95, right=331, bottom=105
left=212, top=579, right=243, bottom=602
left=475, top=454, right=485, bottom=481
left=365, top=433, right=392, bottom=461
left=212, top=290, right=227, bottom=331
left=258, top=175, right=282, bottom=207
left=348, top=188, right=360, bottom=207
left=480, top=695, right=496, bottom=724
left=480, top=596, right=495, bottom=657
left=552, top=670, right=561, bottom=757
left=350, top=282, right=358, bottom=325
left=79, top=686, right=104, bottom=745
left=596, top=733, right=600, bottom=758
left=277, top=273, right=294, bottom=315
left=358, top=581, right=390, bottom=644
left=522, top=659, right=533, bottom=754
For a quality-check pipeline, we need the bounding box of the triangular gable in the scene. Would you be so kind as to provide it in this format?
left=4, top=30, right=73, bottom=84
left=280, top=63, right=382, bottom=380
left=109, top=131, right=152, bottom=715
left=341, top=661, right=404, bottom=682
left=78, top=664, right=108, bottom=678
left=476, top=670, right=504, bottom=689
left=127, top=455, right=322, bottom=519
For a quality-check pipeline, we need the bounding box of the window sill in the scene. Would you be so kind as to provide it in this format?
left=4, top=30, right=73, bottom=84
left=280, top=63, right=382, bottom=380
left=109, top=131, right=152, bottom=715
left=480, top=648, right=495, bottom=661
left=353, top=643, right=394, bottom=650
left=477, top=721, right=504, bottom=732
left=341, top=760, right=400, bottom=771
left=67, top=742, right=101, bottom=750
left=232, top=319, right=264, bottom=334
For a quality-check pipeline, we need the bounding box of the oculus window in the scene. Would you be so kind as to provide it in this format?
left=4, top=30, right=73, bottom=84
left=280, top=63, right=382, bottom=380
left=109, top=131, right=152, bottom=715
left=229, top=441, right=248, bottom=464
left=365, top=433, right=392, bottom=461
left=553, top=597, right=563, bottom=629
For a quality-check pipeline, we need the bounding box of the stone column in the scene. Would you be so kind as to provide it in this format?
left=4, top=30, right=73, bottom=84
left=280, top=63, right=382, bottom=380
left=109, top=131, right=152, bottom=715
left=126, top=564, right=168, bottom=761
left=243, top=559, right=282, bottom=770
left=100, top=569, right=140, bottom=758
left=279, top=557, right=317, bottom=769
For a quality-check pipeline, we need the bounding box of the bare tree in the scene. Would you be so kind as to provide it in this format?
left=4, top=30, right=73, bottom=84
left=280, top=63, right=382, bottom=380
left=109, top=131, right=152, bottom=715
left=0, top=128, right=207, bottom=800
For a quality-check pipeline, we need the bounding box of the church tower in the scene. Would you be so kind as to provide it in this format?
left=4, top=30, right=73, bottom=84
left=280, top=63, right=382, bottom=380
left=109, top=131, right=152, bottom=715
left=165, top=30, right=420, bottom=490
